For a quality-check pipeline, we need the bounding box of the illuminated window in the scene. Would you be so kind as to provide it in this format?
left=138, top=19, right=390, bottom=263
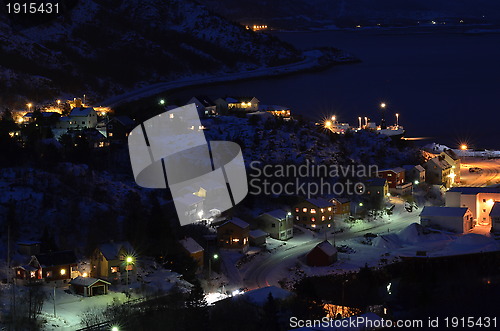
left=311, top=217, right=316, bottom=222
left=126, top=264, right=133, bottom=271
left=328, top=224, right=331, bottom=228
left=232, top=238, right=240, bottom=243
left=108, top=133, right=113, bottom=137
left=311, top=224, right=316, bottom=228
left=328, top=207, right=332, bottom=211
left=30, top=271, right=36, bottom=278
left=322, top=216, right=326, bottom=221
left=60, top=269, right=66, bottom=276
left=295, top=208, right=299, bottom=212
left=320, top=208, right=324, bottom=213
left=111, top=266, right=119, bottom=273
left=46, top=271, right=52, bottom=278
left=296, top=216, right=299, bottom=220
left=310, top=209, right=316, bottom=214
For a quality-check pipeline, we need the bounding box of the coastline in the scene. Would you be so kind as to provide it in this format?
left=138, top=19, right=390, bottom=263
left=100, top=48, right=360, bottom=108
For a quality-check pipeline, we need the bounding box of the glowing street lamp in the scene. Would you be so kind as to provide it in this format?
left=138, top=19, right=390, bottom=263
left=111, top=327, right=119, bottom=331
left=27, top=103, right=32, bottom=112
left=396, top=113, right=399, bottom=126
left=331, top=115, right=336, bottom=123
left=460, top=144, right=468, bottom=150
left=159, top=99, right=166, bottom=105
left=380, top=102, right=386, bottom=109
left=125, top=256, right=134, bottom=287
left=324, top=120, right=332, bottom=129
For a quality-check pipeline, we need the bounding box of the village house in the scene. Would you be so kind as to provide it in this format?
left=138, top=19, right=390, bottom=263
left=423, top=156, right=453, bottom=188
left=70, top=276, right=111, bottom=297
left=255, top=209, right=294, bottom=240
left=364, top=178, right=389, bottom=209
left=377, top=167, right=406, bottom=189
left=187, top=96, right=217, bottom=117
left=68, top=107, right=99, bottom=129
left=446, top=187, right=500, bottom=228
left=215, top=96, right=260, bottom=114
left=440, top=149, right=461, bottom=184
left=328, top=197, right=351, bottom=221
left=403, top=164, right=426, bottom=184
left=293, top=198, right=335, bottom=231
left=14, top=250, right=78, bottom=283
left=106, top=115, right=135, bottom=141
left=306, top=240, right=338, bottom=267
left=489, top=202, right=500, bottom=233
left=217, top=218, right=250, bottom=252
left=179, top=237, right=204, bottom=272
left=90, top=241, right=136, bottom=281
left=420, top=206, right=474, bottom=233
left=258, top=104, right=291, bottom=118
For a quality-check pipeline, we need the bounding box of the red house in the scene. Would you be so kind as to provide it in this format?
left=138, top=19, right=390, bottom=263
left=306, top=241, right=338, bottom=267
left=15, top=250, right=78, bottom=282
left=377, top=167, right=405, bottom=189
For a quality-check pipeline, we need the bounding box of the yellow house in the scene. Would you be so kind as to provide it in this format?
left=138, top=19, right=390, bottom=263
left=91, top=241, right=136, bottom=282
left=179, top=237, right=204, bottom=272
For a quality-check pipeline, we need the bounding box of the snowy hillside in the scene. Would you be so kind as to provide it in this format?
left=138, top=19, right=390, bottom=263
left=0, top=0, right=300, bottom=107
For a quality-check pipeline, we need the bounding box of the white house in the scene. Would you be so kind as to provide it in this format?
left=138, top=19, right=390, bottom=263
left=489, top=202, right=500, bottom=233
left=60, top=107, right=98, bottom=129
left=420, top=206, right=474, bottom=233
left=446, top=187, right=500, bottom=227
left=187, top=96, right=217, bottom=117
left=215, top=96, right=260, bottom=113
left=256, top=209, right=294, bottom=240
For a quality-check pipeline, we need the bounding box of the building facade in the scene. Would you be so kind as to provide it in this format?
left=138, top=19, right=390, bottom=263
left=256, top=209, right=294, bottom=240
left=293, top=198, right=335, bottom=230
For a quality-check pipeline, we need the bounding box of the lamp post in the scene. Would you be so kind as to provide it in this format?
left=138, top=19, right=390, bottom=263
left=125, top=256, right=133, bottom=287
left=208, top=253, right=219, bottom=291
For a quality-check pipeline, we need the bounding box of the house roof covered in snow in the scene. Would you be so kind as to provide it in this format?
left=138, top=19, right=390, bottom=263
left=226, top=96, right=259, bottom=103
left=239, top=286, right=293, bottom=306
left=70, top=276, right=111, bottom=287
left=442, top=149, right=459, bottom=160
left=490, top=202, right=500, bottom=217
left=179, top=237, right=204, bottom=254
left=111, top=116, right=135, bottom=127
left=306, top=198, right=333, bottom=208
left=448, top=187, right=500, bottom=195
left=379, top=167, right=405, bottom=174
left=222, top=218, right=249, bottom=229
left=97, top=241, right=135, bottom=261
left=365, top=177, right=387, bottom=187
left=70, top=107, right=95, bottom=117
left=33, top=250, right=77, bottom=267
left=191, top=95, right=216, bottom=107
left=311, top=240, right=337, bottom=257
left=262, top=209, right=288, bottom=220
left=403, top=164, right=425, bottom=172
left=420, top=206, right=469, bottom=218
left=249, top=229, right=268, bottom=239
left=426, top=156, right=452, bottom=170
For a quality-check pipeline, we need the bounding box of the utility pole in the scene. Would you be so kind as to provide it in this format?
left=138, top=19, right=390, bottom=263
left=53, top=283, right=56, bottom=317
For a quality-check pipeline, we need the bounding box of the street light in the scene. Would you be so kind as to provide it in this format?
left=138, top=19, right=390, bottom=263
left=27, top=103, right=32, bottom=112
left=396, top=113, right=399, bottom=126
left=159, top=99, right=166, bottom=105
left=125, top=256, right=134, bottom=287
left=208, top=253, right=219, bottom=290
left=380, top=102, right=386, bottom=109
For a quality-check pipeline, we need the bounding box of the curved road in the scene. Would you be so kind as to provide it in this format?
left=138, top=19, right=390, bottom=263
left=101, top=50, right=325, bottom=107
left=243, top=201, right=419, bottom=289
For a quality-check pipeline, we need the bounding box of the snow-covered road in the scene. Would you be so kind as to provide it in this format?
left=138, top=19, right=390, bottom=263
left=461, top=157, right=500, bottom=186
left=242, top=199, right=420, bottom=289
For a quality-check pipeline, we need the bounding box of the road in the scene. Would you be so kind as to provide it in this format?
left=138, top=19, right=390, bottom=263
left=242, top=198, right=419, bottom=289
left=460, top=157, right=500, bottom=186
left=100, top=50, right=325, bottom=107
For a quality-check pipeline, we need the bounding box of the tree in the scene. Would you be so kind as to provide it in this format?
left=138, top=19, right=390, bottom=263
left=185, top=280, right=208, bottom=330
left=262, top=293, right=280, bottom=331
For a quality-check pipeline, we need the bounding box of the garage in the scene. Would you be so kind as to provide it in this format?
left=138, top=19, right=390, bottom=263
left=70, top=276, right=111, bottom=297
